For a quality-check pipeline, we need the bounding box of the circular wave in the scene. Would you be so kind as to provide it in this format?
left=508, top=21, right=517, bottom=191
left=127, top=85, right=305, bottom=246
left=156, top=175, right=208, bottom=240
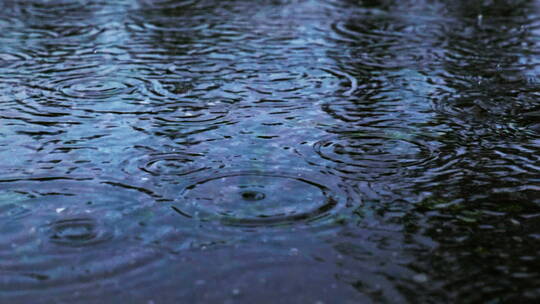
left=137, top=152, right=208, bottom=177
left=0, top=191, right=33, bottom=220
left=173, top=170, right=340, bottom=227
left=0, top=203, right=31, bottom=220
left=154, top=105, right=231, bottom=125
left=19, top=71, right=172, bottom=115
left=55, top=76, right=138, bottom=100
left=0, top=180, right=205, bottom=297
left=313, top=132, right=439, bottom=180
left=46, top=217, right=112, bottom=248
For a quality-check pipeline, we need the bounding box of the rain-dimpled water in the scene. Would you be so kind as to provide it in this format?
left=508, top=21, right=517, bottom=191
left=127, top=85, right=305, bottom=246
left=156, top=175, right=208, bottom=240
left=1, top=0, right=539, bottom=302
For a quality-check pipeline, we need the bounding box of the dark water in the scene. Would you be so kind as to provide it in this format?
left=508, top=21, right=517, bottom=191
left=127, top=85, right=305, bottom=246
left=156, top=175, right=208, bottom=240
left=1, top=0, right=539, bottom=302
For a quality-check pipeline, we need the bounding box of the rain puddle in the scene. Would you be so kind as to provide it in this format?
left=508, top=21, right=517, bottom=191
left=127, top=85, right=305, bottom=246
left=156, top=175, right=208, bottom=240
left=1, top=0, right=539, bottom=302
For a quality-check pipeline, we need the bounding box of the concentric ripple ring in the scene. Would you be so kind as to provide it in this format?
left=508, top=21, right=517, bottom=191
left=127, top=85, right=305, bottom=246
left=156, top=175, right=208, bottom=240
left=56, top=76, right=138, bottom=100
left=174, top=171, right=340, bottom=227
left=313, top=131, right=439, bottom=180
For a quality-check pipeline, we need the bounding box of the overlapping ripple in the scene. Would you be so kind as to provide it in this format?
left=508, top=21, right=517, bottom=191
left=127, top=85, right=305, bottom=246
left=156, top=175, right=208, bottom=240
left=0, top=180, right=210, bottom=298
left=1, top=0, right=539, bottom=302
left=311, top=130, right=441, bottom=180
left=55, top=76, right=138, bottom=100
left=121, top=149, right=210, bottom=182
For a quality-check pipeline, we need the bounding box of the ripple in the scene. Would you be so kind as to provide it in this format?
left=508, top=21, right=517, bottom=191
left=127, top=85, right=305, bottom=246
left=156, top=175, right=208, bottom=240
left=47, top=218, right=111, bottom=248
left=18, top=71, right=168, bottom=115
left=0, top=191, right=32, bottom=220
left=173, top=170, right=340, bottom=227
left=55, top=76, right=138, bottom=100
left=138, top=152, right=208, bottom=176
left=1, top=0, right=538, bottom=300
left=0, top=180, right=205, bottom=297
left=0, top=203, right=32, bottom=220
left=154, top=104, right=231, bottom=125
left=147, top=102, right=235, bottom=140
left=320, top=67, right=358, bottom=96
left=313, top=131, right=439, bottom=180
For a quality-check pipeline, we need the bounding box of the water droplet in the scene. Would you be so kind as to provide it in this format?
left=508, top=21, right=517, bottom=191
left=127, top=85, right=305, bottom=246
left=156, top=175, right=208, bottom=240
left=241, top=190, right=266, bottom=201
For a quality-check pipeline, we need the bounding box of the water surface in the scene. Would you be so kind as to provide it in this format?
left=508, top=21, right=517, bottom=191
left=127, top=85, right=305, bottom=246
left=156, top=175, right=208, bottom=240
left=1, top=0, right=539, bottom=302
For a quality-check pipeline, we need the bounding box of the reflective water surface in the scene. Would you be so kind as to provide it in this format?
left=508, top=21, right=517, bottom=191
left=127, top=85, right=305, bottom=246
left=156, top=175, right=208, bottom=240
left=1, top=0, right=539, bottom=302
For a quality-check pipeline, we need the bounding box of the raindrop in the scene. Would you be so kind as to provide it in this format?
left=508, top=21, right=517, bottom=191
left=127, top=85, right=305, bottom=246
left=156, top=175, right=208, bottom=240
left=241, top=190, right=266, bottom=201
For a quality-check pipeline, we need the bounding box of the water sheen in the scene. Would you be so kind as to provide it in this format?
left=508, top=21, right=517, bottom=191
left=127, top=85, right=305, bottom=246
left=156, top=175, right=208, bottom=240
left=0, top=0, right=539, bottom=302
